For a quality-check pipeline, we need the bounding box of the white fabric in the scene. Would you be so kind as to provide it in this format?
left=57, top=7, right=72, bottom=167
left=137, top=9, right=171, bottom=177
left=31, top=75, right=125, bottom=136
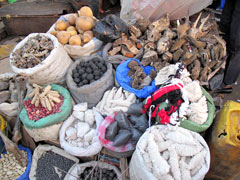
left=29, top=145, right=79, bottom=180
left=129, top=126, right=210, bottom=180
left=10, top=33, right=72, bottom=85
left=155, top=64, right=177, bottom=85
left=59, top=104, right=102, bottom=157
left=47, top=14, right=103, bottom=60
left=64, top=161, right=122, bottom=180
left=24, top=122, right=63, bottom=142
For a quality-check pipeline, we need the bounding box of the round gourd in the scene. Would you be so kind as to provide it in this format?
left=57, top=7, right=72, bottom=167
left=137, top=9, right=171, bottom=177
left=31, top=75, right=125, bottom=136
left=67, top=29, right=78, bottom=36
left=83, top=31, right=94, bottom=43
left=68, top=14, right=77, bottom=25
left=76, top=16, right=94, bottom=31
left=55, top=20, right=68, bottom=31
left=57, top=31, right=71, bottom=45
left=78, top=6, right=93, bottom=18
left=69, top=34, right=82, bottom=46
left=67, top=26, right=76, bottom=31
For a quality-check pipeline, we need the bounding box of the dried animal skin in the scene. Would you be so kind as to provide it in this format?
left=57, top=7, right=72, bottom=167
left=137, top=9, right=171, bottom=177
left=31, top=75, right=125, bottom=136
left=157, top=36, right=171, bottom=54
left=108, top=46, right=121, bottom=56
left=144, top=41, right=156, bottom=51
left=187, top=36, right=206, bottom=49
left=164, top=28, right=176, bottom=39
left=177, top=17, right=190, bottom=38
left=191, top=60, right=201, bottom=80
left=189, top=13, right=210, bottom=40
left=149, top=14, right=170, bottom=31
left=212, top=35, right=226, bottom=58
left=168, top=146, right=181, bottom=180
left=162, top=52, right=173, bottom=62
left=141, top=50, right=158, bottom=66
left=128, top=25, right=142, bottom=38
left=170, top=38, right=186, bottom=52
left=199, top=66, right=209, bottom=82
left=173, top=49, right=183, bottom=63
left=147, top=134, right=170, bottom=176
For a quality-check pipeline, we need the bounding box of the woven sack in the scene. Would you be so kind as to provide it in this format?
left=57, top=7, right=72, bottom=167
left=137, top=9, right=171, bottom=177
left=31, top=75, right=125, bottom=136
left=64, top=161, right=122, bottom=180
left=20, top=84, right=72, bottom=129
left=102, top=42, right=144, bottom=64
left=47, top=14, right=103, bottom=60
left=10, top=33, right=72, bottom=85
left=66, top=55, right=114, bottom=108
left=29, top=145, right=79, bottom=180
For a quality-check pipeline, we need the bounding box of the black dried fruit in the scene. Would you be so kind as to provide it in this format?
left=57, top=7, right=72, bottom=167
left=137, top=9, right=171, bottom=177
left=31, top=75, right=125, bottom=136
left=83, top=79, right=88, bottom=84
left=101, top=66, right=107, bottom=72
left=82, top=73, right=87, bottom=79
left=74, top=78, right=80, bottom=83
left=72, top=69, right=77, bottom=74
left=87, top=74, right=94, bottom=80
left=94, top=71, right=100, bottom=76
left=86, top=68, right=92, bottom=73
left=73, top=72, right=79, bottom=78
left=78, top=69, right=84, bottom=74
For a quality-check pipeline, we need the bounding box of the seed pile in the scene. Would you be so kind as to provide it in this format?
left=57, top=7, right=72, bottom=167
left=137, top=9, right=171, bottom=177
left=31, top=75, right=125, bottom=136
left=36, top=151, right=75, bottom=180
left=11, top=34, right=54, bottom=69
left=24, top=96, right=63, bottom=121
left=72, top=58, right=107, bottom=87
left=0, top=151, right=27, bottom=179
left=79, top=167, right=118, bottom=180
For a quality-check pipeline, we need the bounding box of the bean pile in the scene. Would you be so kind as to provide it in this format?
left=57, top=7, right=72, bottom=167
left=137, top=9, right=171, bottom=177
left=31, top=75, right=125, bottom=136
left=72, top=58, right=107, bottom=87
left=11, top=35, right=54, bottom=69
left=36, top=151, right=75, bottom=180
left=0, top=151, right=27, bottom=179
left=79, top=167, right=118, bottom=180
left=24, top=96, right=64, bottom=121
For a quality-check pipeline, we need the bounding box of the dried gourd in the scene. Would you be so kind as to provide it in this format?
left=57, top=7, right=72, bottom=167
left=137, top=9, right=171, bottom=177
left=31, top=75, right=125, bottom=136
left=55, top=20, right=68, bottom=31
left=78, top=6, right=93, bottom=18
left=69, top=35, right=82, bottom=46
left=57, top=31, right=71, bottom=45
left=76, top=16, right=94, bottom=31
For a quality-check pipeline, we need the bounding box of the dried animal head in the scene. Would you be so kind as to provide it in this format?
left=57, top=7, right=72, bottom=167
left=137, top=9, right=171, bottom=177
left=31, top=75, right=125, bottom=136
left=157, top=36, right=171, bottom=55
left=149, top=14, right=170, bottom=31
left=146, top=28, right=161, bottom=42
left=162, top=52, right=173, bottom=62
left=135, top=18, right=150, bottom=32
left=141, top=50, right=158, bottom=66
left=177, top=16, right=190, bottom=39
left=188, top=13, right=210, bottom=40
left=144, top=41, right=156, bottom=51
left=164, top=28, right=177, bottom=39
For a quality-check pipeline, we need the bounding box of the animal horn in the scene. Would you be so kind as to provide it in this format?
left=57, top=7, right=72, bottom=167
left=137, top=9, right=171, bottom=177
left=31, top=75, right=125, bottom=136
left=199, top=14, right=210, bottom=31
left=193, top=12, right=202, bottom=28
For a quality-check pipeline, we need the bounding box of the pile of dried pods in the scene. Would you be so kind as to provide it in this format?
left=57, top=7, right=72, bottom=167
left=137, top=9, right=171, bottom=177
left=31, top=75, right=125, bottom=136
left=11, top=35, right=54, bottom=69
left=0, top=151, right=27, bottom=179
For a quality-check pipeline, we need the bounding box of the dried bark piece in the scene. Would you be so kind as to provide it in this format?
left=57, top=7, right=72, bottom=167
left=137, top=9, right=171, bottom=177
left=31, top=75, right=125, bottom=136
left=108, top=46, right=121, bottom=56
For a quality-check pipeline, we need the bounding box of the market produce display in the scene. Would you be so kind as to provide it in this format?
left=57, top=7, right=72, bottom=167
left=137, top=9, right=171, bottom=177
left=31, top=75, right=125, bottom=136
left=130, top=125, right=210, bottom=180
left=72, top=57, right=107, bottom=87
left=11, top=34, right=54, bottom=69
left=0, top=151, right=27, bottom=179
left=60, top=103, right=102, bottom=157
left=50, top=6, right=96, bottom=46
left=96, top=87, right=136, bottom=115
left=36, top=151, right=75, bottom=180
